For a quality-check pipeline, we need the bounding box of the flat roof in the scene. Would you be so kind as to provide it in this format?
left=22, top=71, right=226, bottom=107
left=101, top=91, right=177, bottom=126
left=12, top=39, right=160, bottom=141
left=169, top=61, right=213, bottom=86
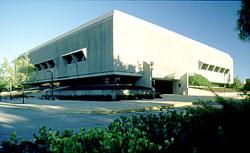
left=20, top=10, right=232, bottom=60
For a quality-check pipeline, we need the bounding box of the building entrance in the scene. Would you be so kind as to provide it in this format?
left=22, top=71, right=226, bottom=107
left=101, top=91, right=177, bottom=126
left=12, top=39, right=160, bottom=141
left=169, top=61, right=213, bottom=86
left=153, top=80, right=173, bottom=94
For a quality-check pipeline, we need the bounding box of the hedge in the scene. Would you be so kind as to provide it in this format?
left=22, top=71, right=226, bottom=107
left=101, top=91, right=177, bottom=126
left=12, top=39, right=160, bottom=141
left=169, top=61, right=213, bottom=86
left=1, top=97, right=250, bottom=153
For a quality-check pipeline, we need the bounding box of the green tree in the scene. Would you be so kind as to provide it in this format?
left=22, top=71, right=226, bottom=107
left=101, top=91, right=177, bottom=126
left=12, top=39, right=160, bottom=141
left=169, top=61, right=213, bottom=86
left=237, top=0, right=250, bottom=41
left=0, top=58, right=16, bottom=92
left=0, top=55, right=35, bottom=92
left=231, top=76, right=244, bottom=91
left=244, top=79, right=250, bottom=91
left=0, top=66, right=8, bottom=92
left=14, top=54, right=36, bottom=86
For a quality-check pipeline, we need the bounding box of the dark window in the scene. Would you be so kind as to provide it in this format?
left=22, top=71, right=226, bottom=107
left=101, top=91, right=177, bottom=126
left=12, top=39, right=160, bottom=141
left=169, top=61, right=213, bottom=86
left=41, top=62, right=48, bottom=69
left=208, top=65, right=215, bottom=71
left=73, top=51, right=85, bottom=62
left=178, top=83, right=181, bottom=88
left=35, top=64, right=42, bottom=71
left=224, top=69, right=229, bottom=74
left=63, top=55, right=74, bottom=64
left=214, top=66, right=220, bottom=72
left=219, top=68, right=225, bottom=73
left=201, top=63, right=209, bottom=70
left=47, top=60, right=55, bottom=68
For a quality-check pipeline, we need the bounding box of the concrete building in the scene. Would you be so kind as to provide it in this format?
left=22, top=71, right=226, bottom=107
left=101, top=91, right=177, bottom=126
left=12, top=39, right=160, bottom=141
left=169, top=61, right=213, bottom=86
left=21, top=10, right=233, bottom=97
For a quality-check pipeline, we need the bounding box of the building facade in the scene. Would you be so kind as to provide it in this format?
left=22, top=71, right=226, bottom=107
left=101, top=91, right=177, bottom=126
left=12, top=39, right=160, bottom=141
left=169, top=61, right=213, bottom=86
left=21, top=10, right=233, bottom=96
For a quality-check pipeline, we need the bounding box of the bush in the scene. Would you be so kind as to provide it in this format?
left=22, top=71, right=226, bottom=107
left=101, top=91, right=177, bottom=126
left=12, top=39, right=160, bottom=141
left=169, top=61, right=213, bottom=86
left=2, top=98, right=250, bottom=153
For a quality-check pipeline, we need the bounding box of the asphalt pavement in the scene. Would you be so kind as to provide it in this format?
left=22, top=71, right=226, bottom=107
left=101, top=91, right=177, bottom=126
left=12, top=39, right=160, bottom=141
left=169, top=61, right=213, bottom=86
left=0, top=94, right=215, bottom=143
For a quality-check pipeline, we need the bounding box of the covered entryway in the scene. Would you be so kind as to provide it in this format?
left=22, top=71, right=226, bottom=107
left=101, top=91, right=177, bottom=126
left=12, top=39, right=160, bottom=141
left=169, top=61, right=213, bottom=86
left=153, top=79, right=173, bottom=94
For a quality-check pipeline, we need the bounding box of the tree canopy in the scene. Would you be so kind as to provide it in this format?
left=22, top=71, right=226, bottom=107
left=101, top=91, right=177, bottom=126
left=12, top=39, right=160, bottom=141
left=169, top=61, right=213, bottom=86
left=237, top=0, right=250, bottom=42
left=231, top=76, right=244, bottom=91
left=0, top=55, right=35, bottom=91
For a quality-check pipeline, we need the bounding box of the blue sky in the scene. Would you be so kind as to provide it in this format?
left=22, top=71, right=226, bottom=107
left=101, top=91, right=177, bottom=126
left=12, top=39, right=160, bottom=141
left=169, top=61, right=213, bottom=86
left=0, top=0, right=249, bottom=81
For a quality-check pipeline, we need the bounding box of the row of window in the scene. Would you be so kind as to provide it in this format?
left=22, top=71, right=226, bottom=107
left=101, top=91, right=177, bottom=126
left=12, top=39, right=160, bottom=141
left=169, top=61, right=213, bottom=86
left=35, top=60, right=55, bottom=71
left=63, top=49, right=87, bottom=64
left=200, top=62, right=229, bottom=74
left=35, top=48, right=87, bottom=71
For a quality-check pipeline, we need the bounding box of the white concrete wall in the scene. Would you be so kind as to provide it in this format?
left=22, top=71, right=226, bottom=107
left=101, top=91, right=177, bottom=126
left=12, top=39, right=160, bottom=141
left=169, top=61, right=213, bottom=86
left=112, top=10, right=233, bottom=85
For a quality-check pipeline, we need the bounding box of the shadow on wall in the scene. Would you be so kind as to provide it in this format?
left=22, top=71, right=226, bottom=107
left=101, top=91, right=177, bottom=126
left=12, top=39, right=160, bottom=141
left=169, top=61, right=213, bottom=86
left=113, top=56, right=142, bottom=73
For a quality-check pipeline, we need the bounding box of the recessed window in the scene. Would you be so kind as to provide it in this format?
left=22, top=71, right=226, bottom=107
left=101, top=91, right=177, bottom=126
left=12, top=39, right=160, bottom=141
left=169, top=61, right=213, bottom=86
left=63, top=55, right=74, bottom=64
left=201, top=63, right=209, bottom=70
left=35, top=64, right=42, bottom=71
left=224, top=69, right=229, bottom=74
left=72, top=51, right=86, bottom=62
left=41, top=62, right=48, bottom=70
left=214, top=66, right=220, bottom=72
left=47, top=60, right=55, bottom=68
left=208, top=65, right=215, bottom=71
left=219, top=68, right=225, bottom=73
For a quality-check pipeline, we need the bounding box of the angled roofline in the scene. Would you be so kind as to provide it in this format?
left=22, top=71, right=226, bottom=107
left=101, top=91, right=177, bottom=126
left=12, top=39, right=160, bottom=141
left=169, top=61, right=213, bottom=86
left=19, top=10, right=115, bottom=57
left=20, top=9, right=232, bottom=60
left=113, top=10, right=232, bottom=60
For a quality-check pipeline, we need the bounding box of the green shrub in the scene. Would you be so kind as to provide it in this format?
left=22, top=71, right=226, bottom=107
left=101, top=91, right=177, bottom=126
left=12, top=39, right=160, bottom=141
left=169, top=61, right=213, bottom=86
left=2, top=98, right=250, bottom=153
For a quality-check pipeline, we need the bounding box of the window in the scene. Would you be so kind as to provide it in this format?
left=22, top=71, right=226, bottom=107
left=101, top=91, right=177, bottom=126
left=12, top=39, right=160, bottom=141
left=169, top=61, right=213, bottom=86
left=72, top=51, right=85, bottom=62
left=201, top=63, right=209, bottom=70
left=41, top=62, right=48, bottom=70
left=214, top=66, right=220, bottom=72
left=63, top=55, right=74, bottom=64
left=208, top=65, right=215, bottom=71
left=47, top=60, right=55, bottom=68
left=62, top=48, right=87, bottom=64
left=219, top=68, right=225, bottom=73
left=35, top=64, right=42, bottom=71
left=224, top=69, right=229, bottom=74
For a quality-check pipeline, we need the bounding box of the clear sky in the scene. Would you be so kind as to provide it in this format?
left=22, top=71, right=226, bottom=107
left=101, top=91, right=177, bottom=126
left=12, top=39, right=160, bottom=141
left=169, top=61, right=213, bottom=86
left=0, top=0, right=249, bottom=81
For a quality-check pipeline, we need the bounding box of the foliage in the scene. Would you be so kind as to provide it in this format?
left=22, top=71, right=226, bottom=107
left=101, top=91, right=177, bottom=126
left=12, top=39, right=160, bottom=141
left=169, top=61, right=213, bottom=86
left=2, top=98, right=250, bottom=153
left=14, top=54, right=36, bottom=85
left=237, top=0, right=250, bottom=42
left=244, top=79, right=250, bottom=91
left=0, top=58, right=16, bottom=91
left=231, top=76, right=244, bottom=91
left=0, top=55, right=35, bottom=91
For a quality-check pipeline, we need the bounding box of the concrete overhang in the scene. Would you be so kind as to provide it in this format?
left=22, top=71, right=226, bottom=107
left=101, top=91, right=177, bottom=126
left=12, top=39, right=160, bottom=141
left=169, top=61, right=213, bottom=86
left=26, top=71, right=143, bottom=85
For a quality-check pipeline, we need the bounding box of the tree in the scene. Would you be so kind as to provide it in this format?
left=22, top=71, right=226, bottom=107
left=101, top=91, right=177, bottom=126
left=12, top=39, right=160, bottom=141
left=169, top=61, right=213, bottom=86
left=231, top=76, right=244, bottom=91
left=14, top=55, right=35, bottom=86
left=0, top=55, right=35, bottom=92
left=0, top=65, right=8, bottom=92
left=244, top=79, right=250, bottom=91
left=0, top=58, right=16, bottom=92
left=237, top=0, right=250, bottom=41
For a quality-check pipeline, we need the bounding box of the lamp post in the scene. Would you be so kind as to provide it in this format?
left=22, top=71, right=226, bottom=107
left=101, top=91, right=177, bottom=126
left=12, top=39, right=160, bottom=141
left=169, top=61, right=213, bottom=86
left=9, top=78, right=12, bottom=100
left=45, top=69, right=53, bottom=100
left=22, top=82, right=25, bottom=104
